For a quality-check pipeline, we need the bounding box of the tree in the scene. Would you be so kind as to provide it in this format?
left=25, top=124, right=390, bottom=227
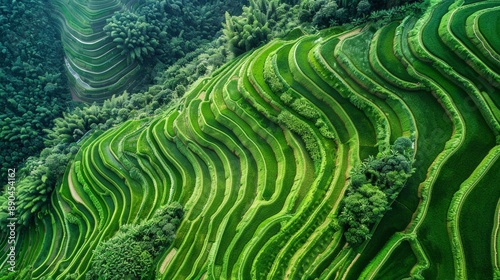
left=339, top=184, right=389, bottom=245
left=338, top=137, right=415, bottom=246
left=312, top=1, right=339, bottom=28
left=223, top=6, right=272, bottom=56
left=357, top=0, right=372, bottom=15
left=86, top=203, right=184, bottom=280
left=104, top=12, right=159, bottom=64
left=0, top=0, right=69, bottom=178
left=393, top=136, right=413, bottom=155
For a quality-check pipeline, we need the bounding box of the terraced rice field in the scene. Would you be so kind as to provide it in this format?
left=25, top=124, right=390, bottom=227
left=3, top=0, right=500, bottom=278
left=50, top=0, right=143, bottom=101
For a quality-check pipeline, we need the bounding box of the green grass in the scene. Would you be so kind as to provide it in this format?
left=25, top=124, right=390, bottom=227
left=339, top=30, right=405, bottom=142
left=423, top=0, right=494, bottom=94
left=373, top=240, right=417, bottom=280
left=408, top=4, right=497, bottom=276
left=459, top=153, right=500, bottom=279
left=416, top=94, right=494, bottom=280
left=316, top=37, right=379, bottom=157
left=477, top=8, right=500, bottom=54
left=448, top=1, right=500, bottom=74
left=374, top=22, right=418, bottom=84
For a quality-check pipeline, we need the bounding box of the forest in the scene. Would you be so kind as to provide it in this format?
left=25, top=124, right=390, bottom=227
left=1, top=0, right=499, bottom=279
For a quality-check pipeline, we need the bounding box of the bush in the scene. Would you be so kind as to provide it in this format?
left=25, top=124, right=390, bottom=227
left=104, top=12, right=159, bottom=63
left=86, top=203, right=184, bottom=280
left=224, top=0, right=305, bottom=56
left=277, top=110, right=321, bottom=162
left=338, top=137, right=415, bottom=246
left=223, top=7, right=272, bottom=56
left=263, top=56, right=287, bottom=94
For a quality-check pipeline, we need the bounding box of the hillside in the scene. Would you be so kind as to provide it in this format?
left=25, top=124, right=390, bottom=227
left=50, top=0, right=244, bottom=101
left=2, top=0, right=500, bottom=279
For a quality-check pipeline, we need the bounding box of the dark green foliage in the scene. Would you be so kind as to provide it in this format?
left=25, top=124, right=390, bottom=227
left=44, top=87, right=183, bottom=146
left=104, top=12, right=159, bottom=63
left=151, top=37, right=231, bottom=97
left=223, top=0, right=305, bottom=56
left=357, top=0, right=372, bottom=16
left=338, top=137, right=415, bottom=246
left=223, top=0, right=273, bottom=56
left=340, top=184, right=389, bottom=245
left=0, top=143, right=78, bottom=228
left=105, top=0, right=245, bottom=65
left=0, top=0, right=69, bottom=178
left=86, top=203, right=184, bottom=280
left=300, top=0, right=350, bottom=26
left=393, top=136, right=413, bottom=155
left=299, top=0, right=339, bottom=28
left=299, top=0, right=424, bottom=28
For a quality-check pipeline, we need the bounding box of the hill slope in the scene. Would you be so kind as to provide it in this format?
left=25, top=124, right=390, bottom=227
left=50, top=0, right=143, bottom=102
left=2, top=0, right=500, bottom=279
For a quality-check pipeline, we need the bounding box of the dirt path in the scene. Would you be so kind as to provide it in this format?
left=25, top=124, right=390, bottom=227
left=160, top=248, right=177, bottom=274
left=199, top=91, right=206, bottom=100
left=338, top=28, right=362, bottom=41
left=68, top=167, right=84, bottom=204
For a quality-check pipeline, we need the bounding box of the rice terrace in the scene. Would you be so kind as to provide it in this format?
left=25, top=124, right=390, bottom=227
left=0, top=0, right=499, bottom=279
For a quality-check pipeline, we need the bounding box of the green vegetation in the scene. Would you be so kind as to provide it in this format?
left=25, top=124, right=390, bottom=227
left=0, top=0, right=69, bottom=178
left=86, top=203, right=184, bottom=280
left=51, top=0, right=247, bottom=100
left=1, top=0, right=499, bottom=279
left=339, top=137, right=414, bottom=246
left=105, top=0, right=244, bottom=65
left=223, top=0, right=274, bottom=55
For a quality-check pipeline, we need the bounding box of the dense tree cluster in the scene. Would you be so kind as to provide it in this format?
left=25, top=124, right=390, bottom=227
left=43, top=91, right=167, bottom=146
left=105, top=0, right=246, bottom=65
left=0, top=143, right=78, bottom=227
left=338, top=137, right=415, bottom=246
left=86, top=202, right=184, bottom=280
left=104, top=11, right=160, bottom=63
left=299, top=0, right=425, bottom=28
left=152, top=37, right=230, bottom=93
left=223, top=0, right=305, bottom=55
left=0, top=0, right=69, bottom=177
left=223, top=0, right=275, bottom=55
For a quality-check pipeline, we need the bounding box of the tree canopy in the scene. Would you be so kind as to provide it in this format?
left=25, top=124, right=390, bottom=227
left=0, top=0, right=69, bottom=178
left=105, top=0, right=246, bottom=65
left=86, top=202, right=184, bottom=280
left=338, top=137, right=415, bottom=246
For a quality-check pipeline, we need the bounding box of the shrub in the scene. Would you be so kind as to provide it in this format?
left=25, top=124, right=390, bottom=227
left=104, top=12, right=159, bottom=63
left=86, top=203, right=184, bottom=280
left=291, top=98, right=320, bottom=119
left=263, top=56, right=287, bottom=94
left=338, top=137, right=415, bottom=246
